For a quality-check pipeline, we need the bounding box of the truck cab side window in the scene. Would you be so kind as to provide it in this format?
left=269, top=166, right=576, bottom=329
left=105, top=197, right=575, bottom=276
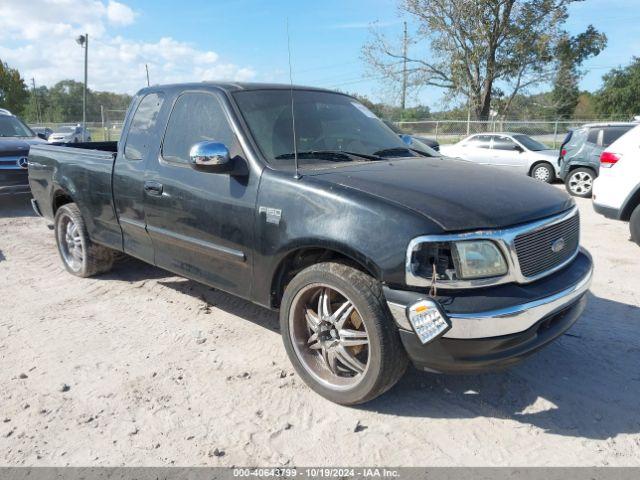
left=124, top=93, right=164, bottom=160
left=162, top=93, right=237, bottom=165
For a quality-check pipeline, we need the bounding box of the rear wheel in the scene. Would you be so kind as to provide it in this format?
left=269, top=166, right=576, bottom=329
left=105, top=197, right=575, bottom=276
left=630, top=204, right=640, bottom=246
left=565, top=167, right=595, bottom=198
left=531, top=162, right=555, bottom=183
left=280, top=262, right=408, bottom=405
left=54, top=203, right=115, bottom=277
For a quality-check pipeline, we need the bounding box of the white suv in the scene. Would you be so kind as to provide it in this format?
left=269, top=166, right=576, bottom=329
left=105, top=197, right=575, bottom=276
left=592, top=124, right=640, bottom=245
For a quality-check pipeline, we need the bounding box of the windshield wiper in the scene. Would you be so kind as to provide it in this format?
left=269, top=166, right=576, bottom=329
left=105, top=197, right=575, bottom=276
left=373, top=147, right=428, bottom=158
left=274, top=150, right=383, bottom=162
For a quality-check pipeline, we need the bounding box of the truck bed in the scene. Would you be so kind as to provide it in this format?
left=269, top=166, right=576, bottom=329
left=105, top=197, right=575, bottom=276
left=28, top=142, right=123, bottom=250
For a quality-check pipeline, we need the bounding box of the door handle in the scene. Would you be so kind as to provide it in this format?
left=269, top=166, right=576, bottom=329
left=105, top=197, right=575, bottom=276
left=144, top=181, right=163, bottom=196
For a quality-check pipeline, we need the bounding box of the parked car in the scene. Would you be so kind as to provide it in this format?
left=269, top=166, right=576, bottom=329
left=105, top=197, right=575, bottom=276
left=558, top=122, right=636, bottom=198
left=592, top=124, right=640, bottom=245
left=28, top=82, right=592, bottom=405
left=32, top=126, right=53, bottom=140
left=48, top=125, right=92, bottom=143
left=382, top=119, right=440, bottom=151
left=440, top=133, right=559, bottom=182
left=0, top=109, right=46, bottom=195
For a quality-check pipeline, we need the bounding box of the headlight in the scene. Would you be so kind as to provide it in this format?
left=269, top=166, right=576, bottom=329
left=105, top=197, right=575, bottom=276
left=452, top=240, right=508, bottom=279
left=408, top=239, right=508, bottom=285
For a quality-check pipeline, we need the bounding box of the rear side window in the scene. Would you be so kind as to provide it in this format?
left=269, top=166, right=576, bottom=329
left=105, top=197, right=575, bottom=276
left=565, top=128, right=587, bottom=149
left=464, top=135, right=492, bottom=149
left=603, top=126, right=633, bottom=147
left=124, top=93, right=165, bottom=160
left=162, top=92, right=237, bottom=164
left=587, top=128, right=601, bottom=145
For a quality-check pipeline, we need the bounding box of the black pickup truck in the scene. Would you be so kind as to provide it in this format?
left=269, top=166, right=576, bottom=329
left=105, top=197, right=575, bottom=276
left=28, top=83, right=593, bottom=404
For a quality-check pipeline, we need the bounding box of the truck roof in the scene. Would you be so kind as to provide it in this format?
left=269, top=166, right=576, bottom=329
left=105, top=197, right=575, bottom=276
left=136, top=81, right=342, bottom=96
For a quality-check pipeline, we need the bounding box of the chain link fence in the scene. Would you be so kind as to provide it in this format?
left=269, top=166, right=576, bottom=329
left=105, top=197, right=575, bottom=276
left=29, top=109, right=127, bottom=142
left=395, top=119, right=613, bottom=148
left=29, top=116, right=617, bottom=149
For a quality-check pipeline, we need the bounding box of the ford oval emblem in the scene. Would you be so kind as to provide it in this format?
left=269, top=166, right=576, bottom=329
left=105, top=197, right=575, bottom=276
left=551, top=238, right=565, bottom=253
left=18, top=157, right=29, bottom=169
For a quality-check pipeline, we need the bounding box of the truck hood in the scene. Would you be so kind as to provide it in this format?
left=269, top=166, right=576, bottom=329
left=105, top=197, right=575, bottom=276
left=305, top=158, right=574, bottom=232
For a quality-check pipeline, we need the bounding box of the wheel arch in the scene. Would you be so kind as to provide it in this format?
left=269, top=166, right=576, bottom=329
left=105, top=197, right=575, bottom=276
left=529, top=160, right=556, bottom=176
left=51, top=187, right=75, bottom=215
left=269, top=243, right=381, bottom=309
left=620, top=185, right=640, bottom=221
left=566, top=163, right=597, bottom=176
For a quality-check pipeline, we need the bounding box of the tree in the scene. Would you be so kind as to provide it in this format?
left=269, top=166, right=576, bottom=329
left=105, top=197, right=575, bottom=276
left=552, top=26, right=606, bottom=118
left=595, top=57, right=640, bottom=118
left=363, top=0, right=606, bottom=120
left=0, top=60, right=29, bottom=115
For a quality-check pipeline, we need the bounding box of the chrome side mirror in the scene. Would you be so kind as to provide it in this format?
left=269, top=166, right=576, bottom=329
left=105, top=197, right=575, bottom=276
left=189, top=141, right=231, bottom=173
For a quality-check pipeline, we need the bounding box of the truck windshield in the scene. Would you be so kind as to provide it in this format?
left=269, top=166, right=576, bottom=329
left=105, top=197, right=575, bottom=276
left=0, top=116, right=34, bottom=137
left=233, top=89, right=416, bottom=167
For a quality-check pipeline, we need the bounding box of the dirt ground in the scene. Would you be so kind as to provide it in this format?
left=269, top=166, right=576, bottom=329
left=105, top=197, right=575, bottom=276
left=1, top=191, right=639, bottom=467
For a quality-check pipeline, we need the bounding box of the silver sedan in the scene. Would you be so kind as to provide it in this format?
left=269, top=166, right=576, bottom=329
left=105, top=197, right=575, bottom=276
left=440, top=133, right=560, bottom=183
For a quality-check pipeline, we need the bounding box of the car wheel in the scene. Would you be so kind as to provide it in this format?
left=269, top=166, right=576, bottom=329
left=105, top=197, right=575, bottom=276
left=565, top=167, right=595, bottom=198
left=531, top=162, right=555, bottom=183
left=630, top=204, right=640, bottom=246
left=280, top=262, right=408, bottom=405
left=54, top=203, right=115, bottom=277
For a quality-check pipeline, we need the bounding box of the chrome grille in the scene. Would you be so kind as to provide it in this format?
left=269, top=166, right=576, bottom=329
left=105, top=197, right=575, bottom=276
left=514, top=212, right=580, bottom=278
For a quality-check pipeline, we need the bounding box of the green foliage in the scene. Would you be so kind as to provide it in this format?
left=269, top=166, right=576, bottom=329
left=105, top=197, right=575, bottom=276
left=24, top=80, right=132, bottom=123
left=595, top=57, right=640, bottom=118
left=0, top=60, right=29, bottom=115
left=552, top=26, right=607, bottom=119
left=364, top=0, right=607, bottom=120
left=348, top=92, right=430, bottom=121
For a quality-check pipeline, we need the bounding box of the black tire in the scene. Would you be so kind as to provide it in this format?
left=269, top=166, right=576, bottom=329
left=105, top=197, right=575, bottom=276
left=54, top=203, right=115, bottom=277
left=530, top=162, right=555, bottom=183
left=280, top=262, right=408, bottom=405
left=565, top=167, right=596, bottom=198
left=630, top=204, right=640, bottom=246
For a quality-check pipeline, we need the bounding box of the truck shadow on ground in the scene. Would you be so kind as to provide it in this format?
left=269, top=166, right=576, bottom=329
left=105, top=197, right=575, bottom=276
left=0, top=193, right=36, bottom=218
left=363, top=292, right=640, bottom=440
left=157, top=277, right=281, bottom=334
left=97, top=246, right=640, bottom=441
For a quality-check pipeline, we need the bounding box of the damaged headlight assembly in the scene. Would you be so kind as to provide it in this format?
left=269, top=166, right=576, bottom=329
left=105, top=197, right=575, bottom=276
left=406, top=239, right=509, bottom=287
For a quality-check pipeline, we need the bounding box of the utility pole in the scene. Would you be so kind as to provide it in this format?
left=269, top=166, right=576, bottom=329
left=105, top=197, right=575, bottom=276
left=31, top=78, right=41, bottom=124
left=76, top=33, right=88, bottom=129
left=145, top=64, right=150, bottom=87
left=401, top=21, right=408, bottom=115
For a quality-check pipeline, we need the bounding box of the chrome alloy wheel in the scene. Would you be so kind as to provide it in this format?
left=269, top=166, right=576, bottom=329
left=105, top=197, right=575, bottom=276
left=568, top=171, right=593, bottom=195
left=289, top=284, right=370, bottom=390
left=57, top=213, right=83, bottom=271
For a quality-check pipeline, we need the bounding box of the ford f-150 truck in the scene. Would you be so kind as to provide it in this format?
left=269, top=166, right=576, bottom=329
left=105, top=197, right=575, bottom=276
left=28, top=83, right=593, bottom=405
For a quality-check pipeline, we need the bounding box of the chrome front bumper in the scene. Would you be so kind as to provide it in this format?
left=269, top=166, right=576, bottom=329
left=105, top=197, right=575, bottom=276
left=387, top=249, right=593, bottom=340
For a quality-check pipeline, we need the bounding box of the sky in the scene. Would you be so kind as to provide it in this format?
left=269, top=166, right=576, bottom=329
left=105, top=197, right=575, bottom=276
left=1, top=0, right=639, bottom=110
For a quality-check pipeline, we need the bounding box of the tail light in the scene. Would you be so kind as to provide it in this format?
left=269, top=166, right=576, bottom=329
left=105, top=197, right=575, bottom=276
left=600, top=151, right=621, bottom=168
left=560, top=149, right=567, bottom=158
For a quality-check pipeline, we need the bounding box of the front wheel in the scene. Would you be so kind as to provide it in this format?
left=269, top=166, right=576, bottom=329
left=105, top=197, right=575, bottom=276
left=280, top=262, right=408, bottom=405
left=565, top=167, right=595, bottom=197
left=54, top=203, right=115, bottom=277
left=531, top=162, right=555, bottom=183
